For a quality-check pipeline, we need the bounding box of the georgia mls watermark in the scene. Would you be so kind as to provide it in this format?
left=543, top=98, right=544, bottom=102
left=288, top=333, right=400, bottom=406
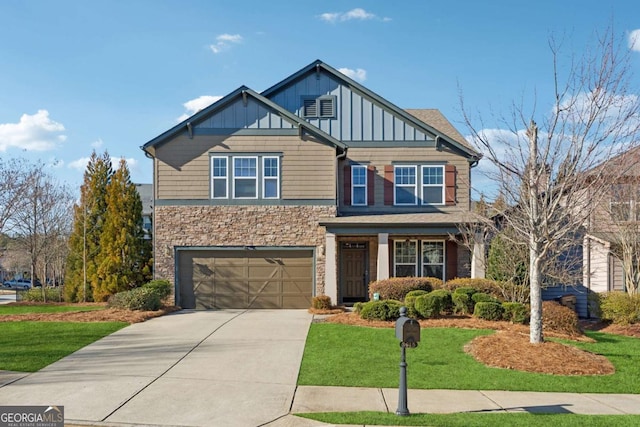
left=0, top=406, right=63, bottom=427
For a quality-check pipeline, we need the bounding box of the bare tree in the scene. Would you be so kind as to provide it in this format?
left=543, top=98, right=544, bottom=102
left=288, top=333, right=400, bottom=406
left=462, top=27, right=640, bottom=343
left=0, top=158, right=29, bottom=234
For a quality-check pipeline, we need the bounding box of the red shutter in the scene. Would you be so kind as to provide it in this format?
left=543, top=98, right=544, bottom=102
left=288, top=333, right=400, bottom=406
left=384, top=165, right=394, bottom=205
left=367, top=165, right=375, bottom=206
left=446, top=240, right=458, bottom=281
left=344, top=165, right=351, bottom=205
left=445, top=164, right=456, bottom=206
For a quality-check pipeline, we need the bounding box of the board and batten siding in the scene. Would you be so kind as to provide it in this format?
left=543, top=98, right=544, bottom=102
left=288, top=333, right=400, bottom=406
left=340, top=147, right=471, bottom=212
left=267, top=73, right=434, bottom=142
left=194, top=96, right=296, bottom=130
left=154, top=134, right=336, bottom=200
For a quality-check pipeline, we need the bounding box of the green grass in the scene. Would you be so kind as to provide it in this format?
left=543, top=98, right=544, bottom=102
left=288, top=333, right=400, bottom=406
left=298, top=412, right=640, bottom=426
left=0, top=304, right=105, bottom=315
left=0, top=321, right=127, bottom=372
left=299, top=324, right=640, bottom=393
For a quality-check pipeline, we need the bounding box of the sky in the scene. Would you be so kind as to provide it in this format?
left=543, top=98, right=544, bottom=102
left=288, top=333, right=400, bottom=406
left=1, top=0, right=640, bottom=197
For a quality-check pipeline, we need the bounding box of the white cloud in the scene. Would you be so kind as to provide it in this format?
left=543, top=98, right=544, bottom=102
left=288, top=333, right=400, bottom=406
left=177, top=95, right=223, bottom=122
left=209, top=33, right=243, bottom=54
left=0, top=110, right=66, bottom=152
left=91, top=138, right=103, bottom=148
left=68, top=156, right=138, bottom=173
left=628, top=29, right=640, bottom=52
left=319, top=8, right=389, bottom=23
left=338, top=67, right=367, bottom=82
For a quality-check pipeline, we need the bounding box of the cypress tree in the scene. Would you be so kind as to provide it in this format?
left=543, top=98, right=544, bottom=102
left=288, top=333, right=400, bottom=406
left=64, top=151, right=113, bottom=302
left=94, top=158, right=147, bottom=301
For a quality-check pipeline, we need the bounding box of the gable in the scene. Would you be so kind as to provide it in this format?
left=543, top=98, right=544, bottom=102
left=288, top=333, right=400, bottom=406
left=262, top=60, right=480, bottom=160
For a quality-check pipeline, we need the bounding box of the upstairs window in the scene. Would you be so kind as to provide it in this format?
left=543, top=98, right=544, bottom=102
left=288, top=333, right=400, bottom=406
left=394, top=166, right=418, bottom=205
left=263, top=157, right=280, bottom=199
left=609, top=183, right=640, bottom=222
left=351, top=165, right=367, bottom=206
left=211, top=157, right=228, bottom=199
left=421, top=166, right=444, bottom=205
left=302, top=95, right=336, bottom=118
left=233, top=157, right=258, bottom=198
left=211, top=154, right=280, bottom=200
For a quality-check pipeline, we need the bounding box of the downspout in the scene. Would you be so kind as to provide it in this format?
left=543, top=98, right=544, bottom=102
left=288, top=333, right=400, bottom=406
left=336, top=148, right=348, bottom=215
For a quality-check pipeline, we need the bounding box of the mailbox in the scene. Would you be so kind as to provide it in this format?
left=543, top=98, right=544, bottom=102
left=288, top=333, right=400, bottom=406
left=395, top=307, right=420, bottom=347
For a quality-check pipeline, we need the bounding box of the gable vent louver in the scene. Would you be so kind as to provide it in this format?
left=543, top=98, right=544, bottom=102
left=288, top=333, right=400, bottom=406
left=303, top=99, right=317, bottom=117
left=319, top=98, right=335, bottom=117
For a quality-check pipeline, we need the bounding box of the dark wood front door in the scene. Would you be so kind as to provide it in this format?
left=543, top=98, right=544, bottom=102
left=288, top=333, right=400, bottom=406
left=340, top=243, right=369, bottom=303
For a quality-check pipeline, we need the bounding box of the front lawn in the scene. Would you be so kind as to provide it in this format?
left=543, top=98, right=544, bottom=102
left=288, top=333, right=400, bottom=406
left=298, top=323, right=640, bottom=393
left=299, top=412, right=640, bottom=427
left=0, top=304, right=105, bottom=315
left=0, top=321, right=127, bottom=372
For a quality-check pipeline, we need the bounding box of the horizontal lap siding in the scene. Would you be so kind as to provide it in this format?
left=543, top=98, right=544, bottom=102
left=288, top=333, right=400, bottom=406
left=341, top=147, right=471, bottom=211
left=155, top=135, right=336, bottom=200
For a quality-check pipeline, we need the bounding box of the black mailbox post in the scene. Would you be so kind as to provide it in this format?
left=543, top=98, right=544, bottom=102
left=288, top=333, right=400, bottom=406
left=395, top=306, right=420, bottom=416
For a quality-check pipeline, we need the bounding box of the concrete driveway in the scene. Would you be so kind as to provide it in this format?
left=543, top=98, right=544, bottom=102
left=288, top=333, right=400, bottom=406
left=0, top=309, right=318, bottom=426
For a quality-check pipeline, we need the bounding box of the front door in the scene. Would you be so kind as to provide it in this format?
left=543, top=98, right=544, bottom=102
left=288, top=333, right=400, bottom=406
left=340, top=242, right=369, bottom=303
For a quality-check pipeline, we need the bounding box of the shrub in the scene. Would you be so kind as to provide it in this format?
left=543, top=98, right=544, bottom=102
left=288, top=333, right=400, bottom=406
left=472, top=292, right=498, bottom=304
left=368, top=277, right=438, bottom=301
left=353, top=302, right=365, bottom=314
left=18, top=287, right=64, bottom=302
left=443, top=278, right=503, bottom=298
left=502, top=302, right=529, bottom=324
left=143, top=279, right=172, bottom=300
left=311, top=295, right=332, bottom=310
left=414, top=291, right=450, bottom=319
left=473, top=301, right=504, bottom=321
left=358, top=300, right=403, bottom=321
left=542, top=301, right=582, bottom=336
left=452, top=293, right=471, bottom=315
left=404, top=290, right=430, bottom=318
left=598, top=292, right=640, bottom=325
left=108, top=287, right=162, bottom=311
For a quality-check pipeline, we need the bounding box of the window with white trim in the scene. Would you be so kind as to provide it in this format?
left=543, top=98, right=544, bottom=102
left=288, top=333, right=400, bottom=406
left=394, top=240, right=418, bottom=277
left=421, top=166, right=444, bottom=205
left=233, top=157, right=258, bottom=199
left=422, top=241, right=445, bottom=279
left=394, top=166, right=417, bottom=205
left=351, top=165, right=367, bottom=206
left=263, top=156, right=280, bottom=199
left=211, top=156, right=228, bottom=199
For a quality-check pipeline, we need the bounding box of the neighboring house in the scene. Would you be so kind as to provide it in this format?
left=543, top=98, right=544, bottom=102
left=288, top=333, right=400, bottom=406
left=583, top=147, right=640, bottom=294
left=141, top=60, right=482, bottom=309
left=135, top=183, right=153, bottom=240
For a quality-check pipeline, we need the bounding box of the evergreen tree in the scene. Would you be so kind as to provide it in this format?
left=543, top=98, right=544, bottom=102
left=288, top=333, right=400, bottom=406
left=94, top=159, right=148, bottom=301
left=64, top=151, right=113, bottom=302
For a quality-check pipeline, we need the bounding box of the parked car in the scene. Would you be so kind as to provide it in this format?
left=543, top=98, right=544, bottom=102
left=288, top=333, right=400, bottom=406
left=2, top=279, right=32, bottom=290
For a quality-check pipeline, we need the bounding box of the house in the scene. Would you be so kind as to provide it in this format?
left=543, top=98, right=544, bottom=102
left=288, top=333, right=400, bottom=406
left=583, top=147, right=640, bottom=295
left=141, top=60, right=482, bottom=309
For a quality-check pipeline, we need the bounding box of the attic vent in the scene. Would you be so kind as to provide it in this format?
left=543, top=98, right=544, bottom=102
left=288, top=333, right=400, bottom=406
left=302, top=95, right=336, bottom=118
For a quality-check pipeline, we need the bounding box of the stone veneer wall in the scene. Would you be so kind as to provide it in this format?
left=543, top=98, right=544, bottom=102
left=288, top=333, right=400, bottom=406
left=154, top=205, right=337, bottom=297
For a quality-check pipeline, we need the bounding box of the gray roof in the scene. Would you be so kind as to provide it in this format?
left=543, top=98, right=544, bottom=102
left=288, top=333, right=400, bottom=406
left=404, top=109, right=472, bottom=151
left=319, top=211, right=473, bottom=227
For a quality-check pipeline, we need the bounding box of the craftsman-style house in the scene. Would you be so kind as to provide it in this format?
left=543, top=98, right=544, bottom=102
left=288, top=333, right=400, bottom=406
left=142, top=60, right=482, bottom=309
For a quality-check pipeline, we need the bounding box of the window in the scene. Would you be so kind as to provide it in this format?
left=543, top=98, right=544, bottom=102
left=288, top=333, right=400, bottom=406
left=351, top=165, right=367, bottom=206
left=394, top=166, right=417, bottom=205
left=211, top=157, right=228, bottom=199
left=394, top=240, right=445, bottom=280
left=421, top=166, right=444, bottom=205
left=263, top=157, right=280, bottom=199
left=610, top=184, right=638, bottom=222
left=233, top=157, right=257, bottom=198
left=302, top=96, right=336, bottom=118
left=422, top=241, right=444, bottom=279
left=394, top=240, right=417, bottom=277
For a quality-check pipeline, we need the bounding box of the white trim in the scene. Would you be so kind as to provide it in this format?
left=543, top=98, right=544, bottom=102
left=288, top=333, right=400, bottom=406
left=351, top=165, right=367, bottom=206
left=393, top=239, right=418, bottom=276
left=211, top=156, right=228, bottom=199
left=421, top=240, right=446, bottom=281
left=262, top=156, right=280, bottom=199
left=420, top=165, right=445, bottom=205
left=232, top=156, right=258, bottom=199
left=394, top=165, right=418, bottom=206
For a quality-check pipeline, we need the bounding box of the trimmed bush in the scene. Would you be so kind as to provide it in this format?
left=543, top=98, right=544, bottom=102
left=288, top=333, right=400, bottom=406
left=353, top=302, right=365, bottom=314
left=472, top=292, right=498, bottom=304
left=473, top=301, right=504, bottom=321
left=597, top=292, right=640, bottom=325
left=142, top=279, right=172, bottom=300
left=368, top=277, right=439, bottom=301
left=18, top=287, right=64, bottom=302
left=358, top=300, right=403, bottom=321
left=542, top=301, right=582, bottom=336
left=405, top=289, right=430, bottom=299
left=414, top=291, right=450, bottom=319
left=443, top=278, right=503, bottom=299
left=404, top=290, right=431, bottom=318
left=452, top=293, right=471, bottom=315
left=108, top=287, right=162, bottom=311
left=312, top=295, right=332, bottom=310
left=502, top=302, right=529, bottom=324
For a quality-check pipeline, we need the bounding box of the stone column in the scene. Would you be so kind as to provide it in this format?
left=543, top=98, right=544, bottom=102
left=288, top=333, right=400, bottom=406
left=324, top=232, right=338, bottom=304
left=377, top=233, right=390, bottom=280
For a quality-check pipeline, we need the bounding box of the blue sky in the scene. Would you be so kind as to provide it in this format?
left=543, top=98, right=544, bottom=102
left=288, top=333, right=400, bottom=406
left=1, top=0, right=640, bottom=196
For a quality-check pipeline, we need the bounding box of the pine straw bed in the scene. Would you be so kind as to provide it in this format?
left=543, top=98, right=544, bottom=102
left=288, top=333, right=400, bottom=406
left=318, top=312, right=623, bottom=376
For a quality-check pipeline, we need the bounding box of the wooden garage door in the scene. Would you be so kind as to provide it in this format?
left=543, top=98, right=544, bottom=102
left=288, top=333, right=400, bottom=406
left=178, top=249, right=313, bottom=309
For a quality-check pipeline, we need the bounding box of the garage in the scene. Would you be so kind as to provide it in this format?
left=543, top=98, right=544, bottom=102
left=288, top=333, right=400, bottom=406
left=177, top=248, right=314, bottom=309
